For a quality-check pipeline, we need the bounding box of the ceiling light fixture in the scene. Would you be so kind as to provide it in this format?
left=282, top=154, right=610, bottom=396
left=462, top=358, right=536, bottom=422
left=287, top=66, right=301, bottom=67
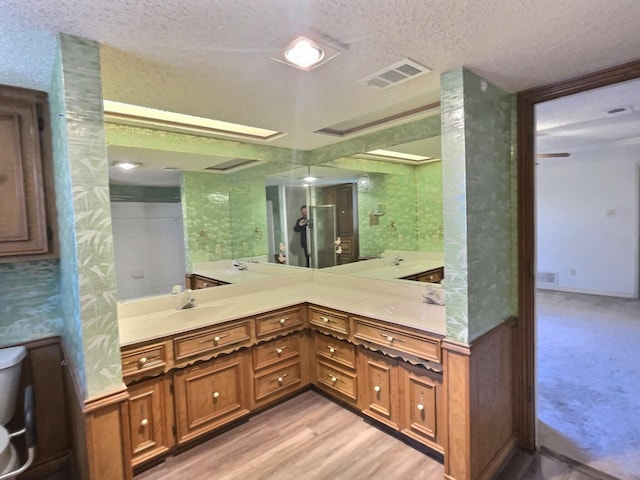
left=111, top=161, right=141, bottom=170
left=367, top=149, right=432, bottom=162
left=271, top=34, right=344, bottom=71
left=303, top=165, right=317, bottom=183
left=285, top=37, right=324, bottom=69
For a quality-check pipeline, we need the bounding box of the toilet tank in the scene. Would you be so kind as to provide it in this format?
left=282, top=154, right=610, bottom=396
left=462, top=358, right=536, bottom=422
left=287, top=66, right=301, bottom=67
left=0, top=346, right=26, bottom=425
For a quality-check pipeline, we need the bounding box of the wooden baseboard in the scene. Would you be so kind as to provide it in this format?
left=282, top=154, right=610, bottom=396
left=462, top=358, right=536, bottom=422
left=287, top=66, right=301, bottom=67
left=16, top=452, right=70, bottom=480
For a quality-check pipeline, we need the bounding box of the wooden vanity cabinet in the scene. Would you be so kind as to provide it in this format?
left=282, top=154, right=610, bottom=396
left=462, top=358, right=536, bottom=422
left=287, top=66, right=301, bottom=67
left=251, top=332, right=305, bottom=409
left=185, top=274, right=229, bottom=290
left=399, top=363, right=444, bottom=453
left=127, top=376, right=175, bottom=467
left=0, top=85, right=57, bottom=261
left=312, top=332, right=358, bottom=407
left=173, top=350, right=250, bottom=445
left=357, top=348, right=400, bottom=430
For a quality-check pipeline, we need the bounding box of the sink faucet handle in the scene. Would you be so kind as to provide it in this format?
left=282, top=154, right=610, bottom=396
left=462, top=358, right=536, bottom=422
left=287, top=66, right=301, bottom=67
left=171, top=284, right=183, bottom=295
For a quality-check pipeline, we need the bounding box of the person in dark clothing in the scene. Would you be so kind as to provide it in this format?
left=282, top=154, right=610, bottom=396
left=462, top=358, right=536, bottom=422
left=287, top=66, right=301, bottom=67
left=293, top=205, right=310, bottom=267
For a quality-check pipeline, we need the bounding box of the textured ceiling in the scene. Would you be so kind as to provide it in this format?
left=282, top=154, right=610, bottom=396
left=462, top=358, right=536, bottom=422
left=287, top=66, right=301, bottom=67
left=2, top=0, right=640, bottom=150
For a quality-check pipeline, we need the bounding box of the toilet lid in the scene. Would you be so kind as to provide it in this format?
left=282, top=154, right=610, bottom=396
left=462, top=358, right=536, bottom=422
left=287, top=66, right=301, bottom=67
left=0, top=426, right=18, bottom=475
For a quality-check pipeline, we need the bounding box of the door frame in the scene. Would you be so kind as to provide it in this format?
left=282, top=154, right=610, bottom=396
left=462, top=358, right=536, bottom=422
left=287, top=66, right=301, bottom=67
left=516, top=59, right=640, bottom=450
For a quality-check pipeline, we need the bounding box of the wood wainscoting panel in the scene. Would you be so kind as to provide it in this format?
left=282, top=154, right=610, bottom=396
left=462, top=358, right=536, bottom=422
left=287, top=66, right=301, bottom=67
left=84, top=389, right=133, bottom=480
left=443, top=318, right=517, bottom=480
left=7, top=337, right=70, bottom=479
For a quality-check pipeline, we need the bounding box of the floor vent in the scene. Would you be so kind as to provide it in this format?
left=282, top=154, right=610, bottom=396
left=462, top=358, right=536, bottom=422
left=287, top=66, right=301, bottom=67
left=358, top=58, right=431, bottom=89
left=536, top=271, right=559, bottom=285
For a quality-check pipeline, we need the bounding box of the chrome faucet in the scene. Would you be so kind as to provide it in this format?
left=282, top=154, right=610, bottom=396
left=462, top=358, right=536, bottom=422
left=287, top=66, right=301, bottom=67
left=173, top=288, right=196, bottom=310
left=422, top=285, right=445, bottom=306
left=232, top=260, right=247, bottom=270
left=391, top=256, right=403, bottom=266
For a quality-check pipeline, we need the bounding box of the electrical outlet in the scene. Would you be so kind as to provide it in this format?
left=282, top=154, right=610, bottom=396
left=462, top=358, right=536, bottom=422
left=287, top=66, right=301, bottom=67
left=569, top=268, right=576, bottom=276
left=398, top=234, right=404, bottom=242
left=243, top=242, right=248, bottom=251
left=215, top=244, right=221, bottom=254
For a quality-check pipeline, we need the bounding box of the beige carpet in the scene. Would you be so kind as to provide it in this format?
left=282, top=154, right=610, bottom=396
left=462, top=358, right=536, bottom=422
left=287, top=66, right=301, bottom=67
left=536, top=290, right=640, bottom=480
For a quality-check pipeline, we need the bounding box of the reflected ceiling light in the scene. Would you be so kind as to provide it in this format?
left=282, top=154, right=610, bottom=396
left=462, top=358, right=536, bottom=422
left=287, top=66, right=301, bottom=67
left=271, top=34, right=345, bottom=71
left=285, top=37, right=324, bottom=69
left=367, top=149, right=432, bottom=162
left=303, top=165, right=317, bottom=183
left=111, top=161, right=141, bottom=170
left=103, top=101, right=283, bottom=141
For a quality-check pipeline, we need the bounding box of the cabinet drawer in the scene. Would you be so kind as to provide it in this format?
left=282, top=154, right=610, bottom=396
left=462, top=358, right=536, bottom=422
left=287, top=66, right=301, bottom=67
left=314, top=333, right=355, bottom=370
left=121, top=343, right=168, bottom=382
left=316, top=361, right=357, bottom=401
left=253, top=360, right=301, bottom=403
left=309, top=306, right=349, bottom=336
left=253, top=333, right=301, bottom=371
left=352, top=317, right=441, bottom=363
left=255, top=306, right=304, bottom=338
left=174, top=320, right=252, bottom=362
left=415, top=268, right=444, bottom=284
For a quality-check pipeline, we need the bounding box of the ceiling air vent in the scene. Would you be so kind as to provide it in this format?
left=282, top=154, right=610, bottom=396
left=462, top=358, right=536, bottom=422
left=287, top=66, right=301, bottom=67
left=359, top=58, right=431, bottom=89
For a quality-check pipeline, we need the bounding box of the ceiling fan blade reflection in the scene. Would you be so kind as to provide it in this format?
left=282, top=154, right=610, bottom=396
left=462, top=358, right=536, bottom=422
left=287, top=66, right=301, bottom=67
left=535, top=152, right=571, bottom=158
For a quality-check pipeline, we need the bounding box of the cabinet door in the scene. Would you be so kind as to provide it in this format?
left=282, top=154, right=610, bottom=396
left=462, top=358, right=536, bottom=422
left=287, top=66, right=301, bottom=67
left=358, top=349, right=399, bottom=429
left=0, top=94, right=49, bottom=257
left=128, top=376, right=175, bottom=467
left=399, top=363, right=444, bottom=453
left=173, top=352, right=249, bottom=444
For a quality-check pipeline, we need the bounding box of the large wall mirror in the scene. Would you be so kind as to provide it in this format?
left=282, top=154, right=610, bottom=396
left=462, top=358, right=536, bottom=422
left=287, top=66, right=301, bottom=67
left=107, top=113, right=443, bottom=301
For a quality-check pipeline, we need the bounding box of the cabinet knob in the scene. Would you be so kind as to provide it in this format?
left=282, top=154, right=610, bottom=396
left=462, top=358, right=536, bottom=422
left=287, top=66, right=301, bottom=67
left=279, top=318, right=286, bottom=325
left=417, top=403, right=425, bottom=411
left=328, top=374, right=338, bottom=384
left=213, top=391, right=220, bottom=399
left=321, top=316, right=330, bottom=323
left=202, top=283, right=209, bottom=287
left=328, top=346, right=335, bottom=354
left=277, top=373, right=288, bottom=383
left=374, top=385, right=381, bottom=393
left=138, top=357, right=148, bottom=366
left=213, top=336, right=220, bottom=342
left=140, top=418, right=149, bottom=427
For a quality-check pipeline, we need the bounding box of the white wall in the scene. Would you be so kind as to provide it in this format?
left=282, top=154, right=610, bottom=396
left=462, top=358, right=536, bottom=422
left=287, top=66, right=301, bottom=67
left=536, top=142, right=640, bottom=298
left=111, top=202, right=186, bottom=300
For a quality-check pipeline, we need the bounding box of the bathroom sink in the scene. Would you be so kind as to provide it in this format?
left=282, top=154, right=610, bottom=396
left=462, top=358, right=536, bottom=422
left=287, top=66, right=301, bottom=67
left=159, top=304, right=232, bottom=323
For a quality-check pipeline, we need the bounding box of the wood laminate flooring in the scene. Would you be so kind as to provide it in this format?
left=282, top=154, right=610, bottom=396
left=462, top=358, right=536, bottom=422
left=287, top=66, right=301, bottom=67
left=135, top=390, right=444, bottom=480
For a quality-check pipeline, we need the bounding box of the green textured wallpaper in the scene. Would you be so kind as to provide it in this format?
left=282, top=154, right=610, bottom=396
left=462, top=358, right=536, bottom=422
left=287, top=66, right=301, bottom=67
left=441, top=67, right=516, bottom=344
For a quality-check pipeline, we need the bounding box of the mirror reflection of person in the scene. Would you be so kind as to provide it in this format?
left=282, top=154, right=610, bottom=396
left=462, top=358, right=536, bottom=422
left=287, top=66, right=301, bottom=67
left=293, top=205, right=310, bottom=267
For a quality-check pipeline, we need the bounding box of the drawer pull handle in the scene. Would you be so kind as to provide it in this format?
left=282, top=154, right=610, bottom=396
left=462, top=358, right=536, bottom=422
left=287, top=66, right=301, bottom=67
left=201, top=334, right=229, bottom=344
left=328, top=374, right=338, bottom=384
left=328, top=346, right=336, bottom=354
left=275, top=346, right=287, bottom=355
left=417, top=403, right=425, bottom=411
left=138, top=357, right=148, bottom=365
left=140, top=418, right=149, bottom=427
left=380, top=333, right=405, bottom=343
left=202, top=283, right=209, bottom=287
left=124, top=354, right=160, bottom=366
left=279, top=318, right=287, bottom=325
left=321, top=316, right=333, bottom=323
left=213, top=391, right=220, bottom=399
left=277, top=373, right=288, bottom=383
left=374, top=385, right=381, bottom=393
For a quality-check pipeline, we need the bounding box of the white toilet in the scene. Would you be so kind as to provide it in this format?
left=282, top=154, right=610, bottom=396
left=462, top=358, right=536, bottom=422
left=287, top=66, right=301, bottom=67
left=0, top=346, right=27, bottom=480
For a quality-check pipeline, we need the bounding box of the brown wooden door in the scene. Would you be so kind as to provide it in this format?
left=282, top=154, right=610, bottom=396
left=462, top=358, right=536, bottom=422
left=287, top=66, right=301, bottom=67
left=128, top=376, right=175, bottom=466
left=358, top=349, right=399, bottom=429
left=320, top=183, right=358, bottom=264
left=399, top=363, right=444, bottom=453
left=173, top=352, right=250, bottom=444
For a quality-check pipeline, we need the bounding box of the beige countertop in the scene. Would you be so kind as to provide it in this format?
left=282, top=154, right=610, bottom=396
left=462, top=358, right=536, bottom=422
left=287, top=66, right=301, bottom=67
left=118, top=270, right=446, bottom=347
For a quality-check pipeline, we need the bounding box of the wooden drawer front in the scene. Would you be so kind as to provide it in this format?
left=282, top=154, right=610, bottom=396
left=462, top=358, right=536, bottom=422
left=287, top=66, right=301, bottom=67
left=309, top=307, right=349, bottom=336
left=174, top=353, right=249, bottom=444
left=315, top=333, right=355, bottom=370
left=353, top=318, right=441, bottom=363
left=415, top=268, right=444, bottom=284
left=400, top=365, right=442, bottom=451
left=255, top=306, right=304, bottom=338
left=316, top=361, right=357, bottom=401
left=121, top=343, right=167, bottom=382
left=174, top=320, right=252, bottom=362
left=194, top=276, right=220, bottom=289
left=128, top=377, right=174, bottom=466
left=359, top=350, right=399, bottom=429
left=254, top=361, right=301, bottom=403
left=253, top=333, right=301, bottom=371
